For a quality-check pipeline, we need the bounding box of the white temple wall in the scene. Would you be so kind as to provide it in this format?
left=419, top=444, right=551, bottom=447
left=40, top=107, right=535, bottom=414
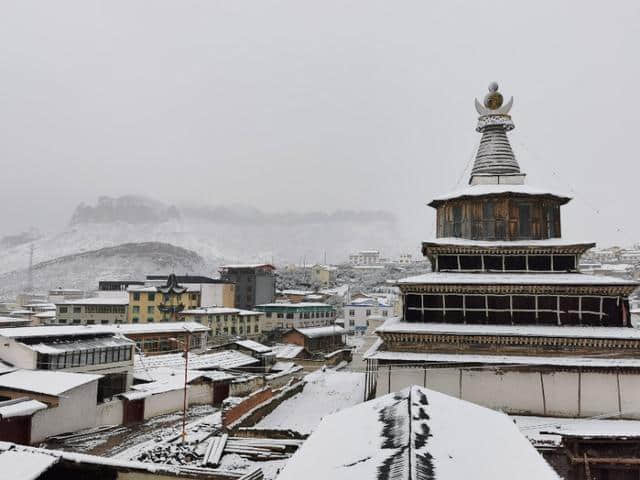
left=580, top=373, right=620, bottom=417
left=540, top=371, right=579, bottom=417
left=375, top=366, right=640, bottom=419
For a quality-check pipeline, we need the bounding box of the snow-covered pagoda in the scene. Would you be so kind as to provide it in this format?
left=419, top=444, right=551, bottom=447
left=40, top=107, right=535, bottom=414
left=365, top=83, right=640, bottom=419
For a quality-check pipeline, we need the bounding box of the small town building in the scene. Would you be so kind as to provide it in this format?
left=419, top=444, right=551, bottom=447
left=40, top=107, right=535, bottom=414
left=255, top=302, right=336, bottom=331
left=111, top=322, right=208, bottom=355
left=348, top=250, right=381, bottom=265
left=179, top=307, right=266, bottom=340
left=0, top=370, right=103, bottom=443
left=282, top=326, right=346, bottom=354
left=48, top=288, right=85, bottom=303
left=270, top=344, right=311, bottom=361
left=0, top=317, right=32, bottom=328
left=219, top=264, right=276, bottom=310
left=54, top=297, right=128, bottom=325
left=0, top=325, right=134, bottom=399
left=344, top=296, right=394, bottom=334
left=310, top=265, right=337, bottom=287
left=277, top=385, right=559, bottom=480
left=146, top=275, right=235, bottom=308
left=98, top=280, right=145, bottom=291
left=128, top=274, right=200, bottom=323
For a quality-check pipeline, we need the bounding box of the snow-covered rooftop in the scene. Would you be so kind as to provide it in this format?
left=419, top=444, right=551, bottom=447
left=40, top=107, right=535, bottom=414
left=294, top=326, right=346, bottom=338
left=0, top=450, right=59, bottom=480
left=234, top=339, right=272, bottom=353
left=0, top=399, right=47, bottom=418
left=515, top=416, right=640, bottom=447
left=0, top=370, right=102, bottom=396
left=271, top=344, right=305, bottom=359
left=29, top=335, right=134, bottom=355
left=132, top=366, right=235, bottom=384
left=376, top=318, right=640, bottom=340
left=423, top=237, right=595, bottom=248
left=429, top=183, right=571, bottom=206
left=366, top=349, right=640, bottom=369
left=110, top=322, right=208, bottom=335
left=56, top=297, right=129, bottom=305
left=181, top=307, right=240, bottom=315
left=397, top=271, right=638, bottom=285
left=256, top=302, right=332, bottom=308
left=0, top=325, right=116, bottom=339
left=134, top=349, right=259, bottom=373
left=277, top=385, right=559, bottom=480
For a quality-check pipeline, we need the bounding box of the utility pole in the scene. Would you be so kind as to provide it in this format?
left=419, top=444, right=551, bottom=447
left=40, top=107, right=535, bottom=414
left=181, top=329, right=190, bottom=443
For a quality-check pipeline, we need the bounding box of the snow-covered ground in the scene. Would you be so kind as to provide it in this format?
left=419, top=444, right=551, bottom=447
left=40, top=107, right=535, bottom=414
left=256, top=369, right=365, bottom=434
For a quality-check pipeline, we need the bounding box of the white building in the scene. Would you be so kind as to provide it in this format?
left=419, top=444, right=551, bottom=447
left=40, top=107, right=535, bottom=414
left=348, top=250, right=381, bottom=265
left=0, top=325, right=134, bottom=399
left=344, top=297, right=394, bottom=333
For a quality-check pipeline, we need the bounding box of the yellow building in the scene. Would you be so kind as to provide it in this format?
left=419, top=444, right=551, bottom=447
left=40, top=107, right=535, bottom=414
left=127, top=274, right=200, bottom=323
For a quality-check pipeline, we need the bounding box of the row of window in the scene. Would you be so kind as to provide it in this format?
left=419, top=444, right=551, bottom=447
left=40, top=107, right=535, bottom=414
left=134, top=335, right=202, bottom=352
left=348, top=309, right=390, bottom=317
left=131, top=292, right=198, bottom=302
left=58, top=306, right=126, bottom=314
left=404, top=294, right=624, bottom=326
left=36, top=346, right=133, bottom=370
left=214, top=324, right=260, bottom=335
left=265, top=311, right=335, bottom=319
left=435, top=254, right=577, bottom=272
left=58, top=318, right=122, bottom=325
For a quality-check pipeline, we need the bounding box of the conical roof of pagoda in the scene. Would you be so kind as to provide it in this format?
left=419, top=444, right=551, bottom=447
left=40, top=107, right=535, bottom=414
left=428, top=82, right=571, bottom=208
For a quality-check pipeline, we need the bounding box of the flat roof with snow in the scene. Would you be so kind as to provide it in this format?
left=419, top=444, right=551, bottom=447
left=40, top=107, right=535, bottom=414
left=234, top=339, right=272, bottom=353
left=397, top=272, right=638, bottom=286
left=110, top=322, right=208, bottom=335
left=0, top=325, right=118, bottom=339
left=277, top=385, right=559, bottom=480
left=0, top=370, right=102, bottom=396
left=293, top=326, right=346, bottom=338
left=376, top=318, right=640, bottom=340
left=134, top=349, right=259, bottom=373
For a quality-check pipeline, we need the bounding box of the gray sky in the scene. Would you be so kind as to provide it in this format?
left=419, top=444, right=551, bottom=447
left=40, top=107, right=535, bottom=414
left=1, top=0, right=639, bottom=245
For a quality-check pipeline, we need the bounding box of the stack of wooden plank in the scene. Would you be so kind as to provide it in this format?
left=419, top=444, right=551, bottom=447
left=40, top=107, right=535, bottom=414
left=223, top=437, right=304, bottom=461
left=203, top=433, right=228, bottom=467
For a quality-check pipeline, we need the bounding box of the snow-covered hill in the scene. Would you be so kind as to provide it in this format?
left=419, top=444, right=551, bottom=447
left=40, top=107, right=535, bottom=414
left=0, top=242, right=207, bottom=297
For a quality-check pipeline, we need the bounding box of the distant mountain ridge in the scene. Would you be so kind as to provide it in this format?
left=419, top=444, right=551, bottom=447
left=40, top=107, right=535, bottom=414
left=70, top=195, right=396, bottom=227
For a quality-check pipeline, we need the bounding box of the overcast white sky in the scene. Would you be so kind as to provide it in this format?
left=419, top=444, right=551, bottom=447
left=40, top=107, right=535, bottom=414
left=1, top=0, right=639, bottom=245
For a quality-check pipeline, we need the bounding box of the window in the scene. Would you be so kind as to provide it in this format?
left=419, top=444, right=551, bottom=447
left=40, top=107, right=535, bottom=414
left=148, top=292, right=155, bottom=301
left=452, top=206, right=463, bottom=237
left=349, top=310, right=355, bottom=316
left=147, top=306, right=154, bottom=314
left=518, top=204, right=531, bottom=237
left=383, top=310, right=388, bottom=317
left=504, top=256, right=526, bottom=271
left=73, top=307, right=81, bottom=313
left=133, top=292, right=140, bottom=301
left=366, top=309, right=371, bottom=316
left=132, top=317, right=139, bottom=323
left=438, top=255, right=458, bottom=271
left=266, top=312, right=272, bottom=318
left=147, top=318, right=154, bottom=323
left=483, top=255, right=503, bottom=271
left=133, top=306, right=140, bottom=314
left=59, top=306, right=68, bottom=313
left=460, top=256, right=482, bottom=270
left=87, top=320, right=95, bottom=325
left=73, top=319, right=81, bottom=324
left=58, top=318, right=67, bottom=324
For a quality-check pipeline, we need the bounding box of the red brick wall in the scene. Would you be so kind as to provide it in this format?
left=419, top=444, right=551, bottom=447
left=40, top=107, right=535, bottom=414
left=281, top=331, right=305, bottom=347
left=222, top=388, right=274, bottom=427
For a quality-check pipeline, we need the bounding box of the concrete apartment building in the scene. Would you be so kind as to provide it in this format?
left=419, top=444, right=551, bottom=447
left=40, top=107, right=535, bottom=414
left=219, top=264, right=276, bottom=310
left=127, top=275, right=200, bottom=323
left=255, top=302, right=336, bottom=330
left=179, top=307, right=266, bottom=339
left=55, top=297, right=128, bottom=325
